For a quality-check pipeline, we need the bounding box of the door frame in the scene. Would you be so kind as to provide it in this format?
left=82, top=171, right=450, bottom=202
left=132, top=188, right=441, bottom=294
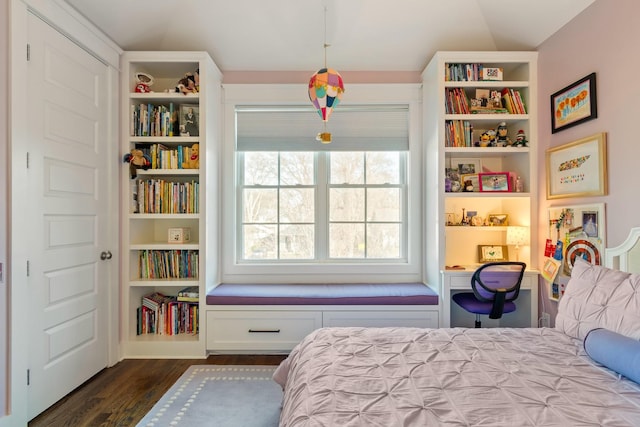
left=4, top=1, right=122, bottom=424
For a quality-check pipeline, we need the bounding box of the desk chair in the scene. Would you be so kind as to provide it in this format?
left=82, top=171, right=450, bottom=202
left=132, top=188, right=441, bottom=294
left=452, top=262, right=526, bottom=328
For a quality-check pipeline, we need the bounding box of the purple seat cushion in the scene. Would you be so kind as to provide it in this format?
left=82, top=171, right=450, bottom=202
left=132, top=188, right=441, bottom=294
left=206, top=282, right=438, bottom=305
left=452, top=292, right=516, bottom=315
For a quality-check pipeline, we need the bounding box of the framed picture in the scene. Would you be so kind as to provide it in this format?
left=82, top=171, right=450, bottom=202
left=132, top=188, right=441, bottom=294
left=461, top=173, right=479, bottom=192
left=487, top=214, right=509, bottom=226
left=179, top=104, right=199, bottom=136
left=455, top=158, right=482, bottom=175
left=477, top=245, right=509, bottom=263
left=551, top=73, right=597, bottom=133
left=546, top=132, right=607, bottom=199
left=478, top=172, right=511, bottom=192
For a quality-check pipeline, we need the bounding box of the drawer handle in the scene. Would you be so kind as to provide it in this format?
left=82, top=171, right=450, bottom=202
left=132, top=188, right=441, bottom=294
left=248, top=329, right=281, bottom=333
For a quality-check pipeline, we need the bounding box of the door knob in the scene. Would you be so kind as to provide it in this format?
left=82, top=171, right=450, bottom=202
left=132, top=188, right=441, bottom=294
left=100, top=251, right=112, bottom=260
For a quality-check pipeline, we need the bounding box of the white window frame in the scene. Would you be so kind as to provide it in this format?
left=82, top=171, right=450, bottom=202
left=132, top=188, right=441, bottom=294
left=221, top=84, right=423, bottom=283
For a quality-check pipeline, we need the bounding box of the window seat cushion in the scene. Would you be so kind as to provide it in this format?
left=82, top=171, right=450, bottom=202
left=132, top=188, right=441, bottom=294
left=206, top=282, right=438, bottom=306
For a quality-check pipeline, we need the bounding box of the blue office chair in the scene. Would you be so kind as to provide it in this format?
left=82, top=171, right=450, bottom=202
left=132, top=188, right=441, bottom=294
left=452, top=261, right=526, bottom=328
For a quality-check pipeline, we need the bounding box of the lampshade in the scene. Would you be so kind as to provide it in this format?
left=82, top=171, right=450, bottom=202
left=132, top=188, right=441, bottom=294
left=507, top=226, right=530, bottom=247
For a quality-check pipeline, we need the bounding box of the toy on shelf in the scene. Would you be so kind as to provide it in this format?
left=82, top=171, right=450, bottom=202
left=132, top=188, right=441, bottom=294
left=123, top=149, right=151, bottom=178
left=495, top=122, right=512, bottom=147
left=182, top=143, right=200, bottom=169
left=134, top=72, right=154, bottom=93
left=174, top=69, right=199, bottom=94
left=513, top=129, right=529, bottom=147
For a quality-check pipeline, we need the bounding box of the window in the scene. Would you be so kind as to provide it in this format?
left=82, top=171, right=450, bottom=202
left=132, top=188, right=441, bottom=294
left=224, top=86, right=422, bottom=281
left=238, top=150, right=406, bottom=262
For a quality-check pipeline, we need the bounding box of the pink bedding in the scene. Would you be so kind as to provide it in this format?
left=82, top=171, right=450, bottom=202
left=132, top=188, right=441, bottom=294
left=274, top=326, right=640, bottom=426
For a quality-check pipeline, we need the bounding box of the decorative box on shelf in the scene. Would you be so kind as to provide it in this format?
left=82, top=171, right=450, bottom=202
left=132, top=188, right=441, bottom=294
left=168, top=227, right=191, bottom=243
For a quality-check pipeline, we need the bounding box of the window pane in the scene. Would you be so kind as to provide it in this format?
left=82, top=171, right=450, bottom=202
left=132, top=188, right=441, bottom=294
left=280, top=152, right=314, bottom=185
left=243, top=189, right=277, bottom=222
left=330, top=223, right=365, bottom=258
left=367, top=223, right=400, bottom=258
left=330, top=188, right=364, bottom=221
left=243, top=224, right=277, bottom=259
left=280, top=224, right=314, bottom=259
left=280, top=188, right=314, bottom=223
left=244, top=152, right=278, bottom=185
left=367, top=188, right=400, bottom=221
left=330, top=152, right=364, bottom=184
left=366, top=152, right=400, bottom=184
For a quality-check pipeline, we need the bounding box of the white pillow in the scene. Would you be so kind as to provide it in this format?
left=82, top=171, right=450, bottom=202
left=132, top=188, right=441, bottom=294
left=555, top=258, right=640, bottom=340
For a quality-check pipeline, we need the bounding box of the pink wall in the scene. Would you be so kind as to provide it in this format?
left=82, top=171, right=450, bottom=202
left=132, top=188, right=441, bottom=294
left=536, top=0, right=640, bottom=320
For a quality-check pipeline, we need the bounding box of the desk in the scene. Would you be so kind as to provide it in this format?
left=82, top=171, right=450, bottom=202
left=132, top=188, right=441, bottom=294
left=441, top=268, right=539, bottom=328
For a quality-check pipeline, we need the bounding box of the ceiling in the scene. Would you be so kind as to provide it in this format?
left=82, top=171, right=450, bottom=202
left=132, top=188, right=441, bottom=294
left=64, top=0, right=595, bottom=73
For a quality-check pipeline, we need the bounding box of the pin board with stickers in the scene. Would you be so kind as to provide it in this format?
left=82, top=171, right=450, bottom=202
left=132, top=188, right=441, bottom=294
left=545, top=203, right=606, bottom=301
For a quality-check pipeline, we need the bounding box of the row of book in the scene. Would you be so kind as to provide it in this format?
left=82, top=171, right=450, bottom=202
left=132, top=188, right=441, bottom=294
left=445, top=87, right=527, bottom=115
left=136, top=143, right=197, bottom=170
left=131, top=103, right=180, bottom=137
left=500, top=88, right=527, bottom=114
left=135, top=178, right=199, bottom=214
left=137, top=290, right=199, bottom=335
left=445, top=63, right=503, bottom=82
left=445, top=120, right=473, bottom=147
left=137, top=249, right=199, bottom=279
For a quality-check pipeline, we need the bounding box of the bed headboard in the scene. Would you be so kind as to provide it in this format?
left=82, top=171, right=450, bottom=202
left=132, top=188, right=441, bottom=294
left=605, top=227, right=640, bottom=273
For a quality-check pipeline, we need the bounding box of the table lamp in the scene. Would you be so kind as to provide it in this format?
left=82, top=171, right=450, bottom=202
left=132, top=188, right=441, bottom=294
left=507, top=226, right=530, bottom=261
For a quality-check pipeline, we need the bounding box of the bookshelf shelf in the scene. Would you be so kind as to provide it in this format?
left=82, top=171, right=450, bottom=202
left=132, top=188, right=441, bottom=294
left=121, top=51, right=221, bottom=358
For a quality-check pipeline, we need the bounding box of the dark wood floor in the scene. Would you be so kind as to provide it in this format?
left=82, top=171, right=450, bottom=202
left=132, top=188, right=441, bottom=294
left=28, top=354, right=287, bottom=427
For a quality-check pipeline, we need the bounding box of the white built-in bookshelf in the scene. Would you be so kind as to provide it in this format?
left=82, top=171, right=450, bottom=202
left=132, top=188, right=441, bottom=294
left=422, top=51, right=539, bottom=291
left=120, top=52, right=221, bottom=358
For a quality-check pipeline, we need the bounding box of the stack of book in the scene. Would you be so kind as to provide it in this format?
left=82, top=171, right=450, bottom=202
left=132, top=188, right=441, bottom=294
left=501, top=88, right=527, bottom=114
left=137, top=291, right=199, bottom=335
left=177, top=285, right=199, bottom=302
left=445, top=88, right=470, bottom=114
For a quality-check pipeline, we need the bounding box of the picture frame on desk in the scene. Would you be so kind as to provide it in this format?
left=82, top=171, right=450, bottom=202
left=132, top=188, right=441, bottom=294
left=551, top=72, right=597, bottom=133
left=478, top=245, right=509, bottom=263
left=478, top=172, right=511, bottom=192
left=546, top=132, right=607, bottom=199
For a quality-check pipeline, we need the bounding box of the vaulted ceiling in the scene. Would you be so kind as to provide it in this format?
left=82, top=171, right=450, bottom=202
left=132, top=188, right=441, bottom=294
left=65, top=0, right=595, bottom=72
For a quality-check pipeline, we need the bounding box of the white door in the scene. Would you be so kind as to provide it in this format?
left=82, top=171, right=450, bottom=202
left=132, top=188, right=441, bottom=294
left=26, top=14, right=110, bottom=419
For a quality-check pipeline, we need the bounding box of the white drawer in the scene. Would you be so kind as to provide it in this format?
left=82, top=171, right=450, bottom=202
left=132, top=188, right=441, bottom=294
left=323, top=310, right=438, bottom=328
left=206, top=310, right=321, bottom=351
left=448, top=272, right=534, bottom=289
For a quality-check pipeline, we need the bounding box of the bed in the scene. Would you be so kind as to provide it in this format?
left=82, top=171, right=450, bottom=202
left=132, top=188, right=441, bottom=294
left=273, top=228, right=640, bottom=426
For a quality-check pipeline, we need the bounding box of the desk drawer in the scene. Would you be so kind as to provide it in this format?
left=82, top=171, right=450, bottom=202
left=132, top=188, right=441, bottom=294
left=448, top=273, right=534, bottom=289
left=206, top=310, right=321, bottom=351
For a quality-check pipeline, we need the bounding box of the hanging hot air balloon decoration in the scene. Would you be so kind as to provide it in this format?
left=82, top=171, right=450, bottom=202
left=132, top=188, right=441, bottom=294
left=308, top=7, right=344, bottom=144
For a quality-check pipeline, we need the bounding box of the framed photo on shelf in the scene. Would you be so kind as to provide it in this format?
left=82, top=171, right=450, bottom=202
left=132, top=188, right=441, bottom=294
left=457, top=158, right=481, bottom=175
left=546, top=132, right=607, bottom=199
left=180, top=104, right=199, bottom=136
left=551, top=72, right=597, bottom=133
left=478, top=172, right=511, bottom=192
left=478, top=245, right=509, bottom=263
left=487, top=214, right=509, bottom=226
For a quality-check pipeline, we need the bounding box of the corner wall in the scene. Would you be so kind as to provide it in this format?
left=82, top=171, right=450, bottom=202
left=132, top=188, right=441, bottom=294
left=536, top=0, right=640, bottom=320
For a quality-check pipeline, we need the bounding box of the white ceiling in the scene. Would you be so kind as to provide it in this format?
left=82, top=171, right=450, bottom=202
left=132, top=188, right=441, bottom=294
left=64, top=0, right=595, bottom=72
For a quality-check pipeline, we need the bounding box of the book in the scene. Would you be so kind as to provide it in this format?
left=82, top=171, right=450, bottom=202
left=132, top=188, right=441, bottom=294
left=177, top=285, right=199, bottom=302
